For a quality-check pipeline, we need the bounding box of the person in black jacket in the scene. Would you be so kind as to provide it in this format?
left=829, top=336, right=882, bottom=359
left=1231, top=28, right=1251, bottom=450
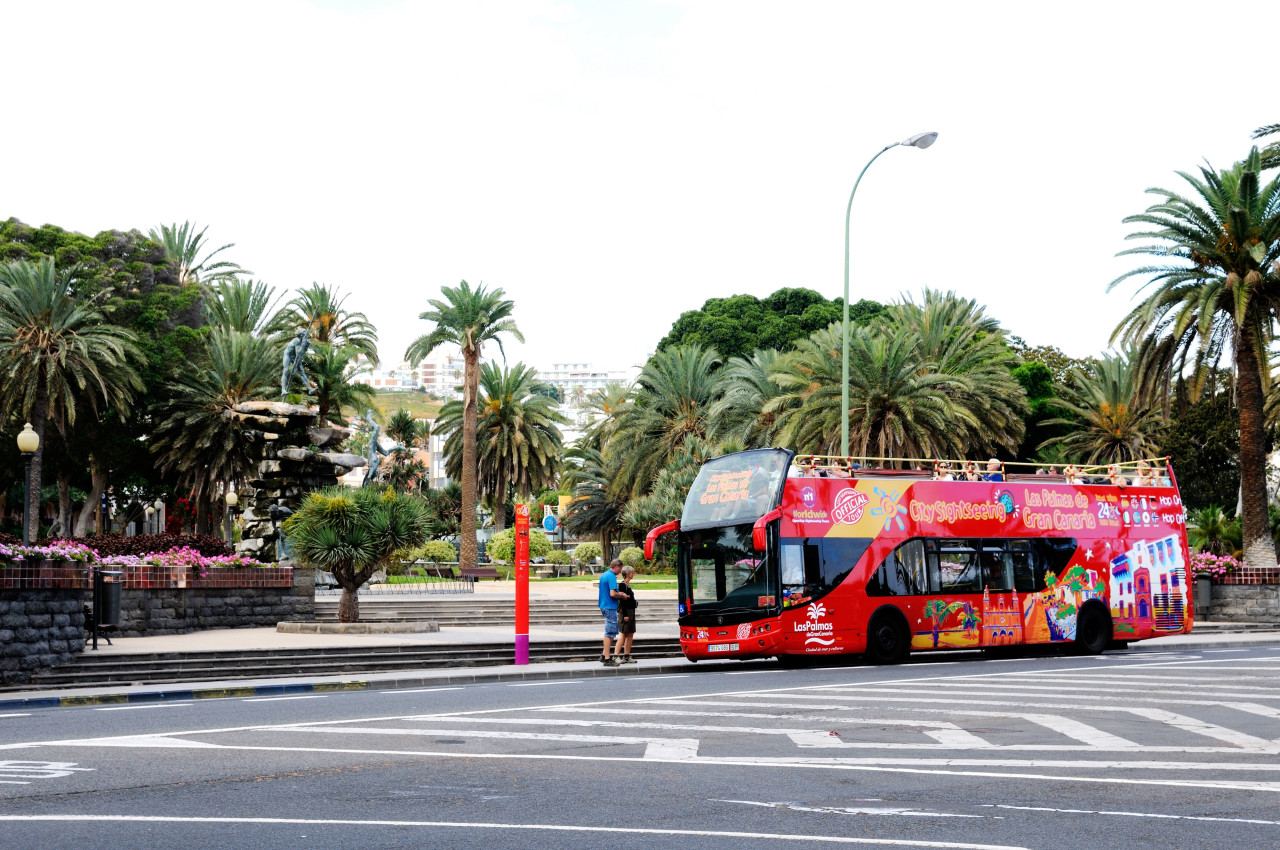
left=616, top=565, right=638, bottom=664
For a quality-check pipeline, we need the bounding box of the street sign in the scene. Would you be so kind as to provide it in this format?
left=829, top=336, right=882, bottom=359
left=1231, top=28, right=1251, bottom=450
left=542, top=513, right=557, bottom=532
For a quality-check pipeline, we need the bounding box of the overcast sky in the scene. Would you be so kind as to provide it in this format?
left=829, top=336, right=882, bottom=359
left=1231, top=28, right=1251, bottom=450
left=5, top=0, right=1276, bottom=374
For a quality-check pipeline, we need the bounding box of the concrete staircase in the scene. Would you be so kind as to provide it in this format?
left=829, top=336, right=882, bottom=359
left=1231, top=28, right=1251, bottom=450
left=313, top=597, right=676, bottom=626
left=17, top=638, right=684, bottom=690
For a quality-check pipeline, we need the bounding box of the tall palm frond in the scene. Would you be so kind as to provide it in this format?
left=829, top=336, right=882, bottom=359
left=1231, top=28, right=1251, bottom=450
left=1039, top=350, right=1167, bottom=465
left=205, top=278, right=290, bottom=337
left=282, top=282, right=380, bottom=365
left=148, top=221, right=246, bottom=286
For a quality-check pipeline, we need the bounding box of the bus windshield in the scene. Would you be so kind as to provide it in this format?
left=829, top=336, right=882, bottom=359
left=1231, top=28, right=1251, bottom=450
left=681, top=449, right=792, bottom=531
left=678, top=523, right=777, bottom=616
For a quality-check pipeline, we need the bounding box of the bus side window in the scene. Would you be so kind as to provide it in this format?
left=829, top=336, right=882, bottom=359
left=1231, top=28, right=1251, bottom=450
left=867, top=539, right=926, bottom=597
left=820, top=538, right=871, bottom=590
left=1036, top=537, right=1078, bottom=588
left=803, top=541, right=822, bottom=587
left=979, top=540, right=1012, bottom=591
left=1009, top=541, right=1037, bottom=593
left=780, top=543, right=805, bottom=589
left=935, top=539, right=981, bottom=594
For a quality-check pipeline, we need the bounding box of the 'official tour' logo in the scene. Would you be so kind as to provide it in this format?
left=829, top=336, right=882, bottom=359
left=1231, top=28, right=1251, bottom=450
left=832, top=488, right=870, bottom=524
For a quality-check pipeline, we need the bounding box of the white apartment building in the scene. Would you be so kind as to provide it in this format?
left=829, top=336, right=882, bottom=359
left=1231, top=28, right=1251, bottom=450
left=349, top=348, right=464, bottom=400
left=537, top=362, right=634, bottom=407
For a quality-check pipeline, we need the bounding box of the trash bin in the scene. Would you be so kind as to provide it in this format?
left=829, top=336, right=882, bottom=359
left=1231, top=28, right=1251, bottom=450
left=93, top=569, right=123, bottom=628
left=1194, top=576, right=1212, bottom=621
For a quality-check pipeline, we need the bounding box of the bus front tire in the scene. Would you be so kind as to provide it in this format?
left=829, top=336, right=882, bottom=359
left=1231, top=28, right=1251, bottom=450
left=866, top=612, right=909, bottom=665
left=1072, top=605, right=1112, bottom=655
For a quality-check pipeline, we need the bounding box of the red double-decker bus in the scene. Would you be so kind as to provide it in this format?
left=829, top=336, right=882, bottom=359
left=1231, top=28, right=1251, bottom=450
left=645, top=449, right=1191, bottom=664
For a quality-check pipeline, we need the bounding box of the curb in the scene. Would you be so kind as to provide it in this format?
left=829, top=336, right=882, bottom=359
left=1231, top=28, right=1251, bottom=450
left=0, top=660, right=704, bottom=711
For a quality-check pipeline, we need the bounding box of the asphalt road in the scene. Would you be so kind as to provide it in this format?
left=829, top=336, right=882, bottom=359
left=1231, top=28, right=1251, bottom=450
left=3, top=644, right=1280, bottom=849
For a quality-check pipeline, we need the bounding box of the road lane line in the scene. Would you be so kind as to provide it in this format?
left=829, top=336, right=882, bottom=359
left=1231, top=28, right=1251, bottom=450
left=1123, top=707, right=1273, bottom=748
left=272, top=724, right=701, bottom=760
left=0, top=714, right=31, bottom=719
left=1006, top=714, right=1138, bottom=749
left=242, top=696, right=328, bottom=703
left=94, top=704, right=192, bottom=711
left=988, top=803, right=1280, bottom=826
left=508, top=682, right=582, bottom=687
left=0, top=815, right=1030, bottom=849
left=380, top=688, right=463, bottom=694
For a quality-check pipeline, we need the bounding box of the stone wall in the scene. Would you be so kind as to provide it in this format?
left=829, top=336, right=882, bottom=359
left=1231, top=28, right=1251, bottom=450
left=1207, top=583, right=1280, bottom=623
left=115, top=568, right=314, bottom=637
left=0, top=564, right=89, bottom=687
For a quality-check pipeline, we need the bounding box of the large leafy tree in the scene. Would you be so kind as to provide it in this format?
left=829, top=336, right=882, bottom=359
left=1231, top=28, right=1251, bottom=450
left=707, top=349, right=786, bottom=448
left=434, top=362, right=567, bottom=532
left=562, top=445, right=629, bottom=562
left=1162, top=388, right=1239, bottom=511
left=149, top=329, right=277, bottom=532
left=1038, top=351, right=1165, bottom=465
left=405, top=281, right=522, bottom=570
left=1110, top=147, right=1280, bottom=568
left=283, top=282, right=380, bottom=365
left=148, top=221, right=246, bottom=286
left=658, top=287, right=882, bottom=360
left=0, top=258, right=144, bottom=541
left=284, top=486, right=428, bottom=622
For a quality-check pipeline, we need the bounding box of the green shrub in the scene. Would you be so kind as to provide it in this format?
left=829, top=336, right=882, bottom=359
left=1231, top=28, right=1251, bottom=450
left=619, top=546, right=646, bottom=570
left=573, top=542, right=602, bottom=564
left=546, top=549, right=571, bottom=566
left=487, top=527, right=553, bottom=563
left=421, top=540, right=457, bottom=563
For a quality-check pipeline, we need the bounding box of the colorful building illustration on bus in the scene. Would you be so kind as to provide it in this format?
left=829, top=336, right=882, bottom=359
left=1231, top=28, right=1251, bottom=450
left=1109, top=534, right=1187, bottom=638
left=981, top=586, right=1023, bottom=646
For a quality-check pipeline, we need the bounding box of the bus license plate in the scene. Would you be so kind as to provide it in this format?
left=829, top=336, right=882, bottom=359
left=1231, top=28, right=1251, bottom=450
left=708, top=643, right=739, bottom=652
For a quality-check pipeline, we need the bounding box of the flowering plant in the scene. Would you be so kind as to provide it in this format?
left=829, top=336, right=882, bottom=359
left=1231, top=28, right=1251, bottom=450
left=0, top=540, right=97, bottom=565
left=97, top=546, right=268, bottom=578
left=1191, top=551, right=1240, bottom=580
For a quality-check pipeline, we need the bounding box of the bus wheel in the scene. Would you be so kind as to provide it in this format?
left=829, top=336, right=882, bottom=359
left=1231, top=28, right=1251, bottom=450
left=1072, top=605, right=1112, bottom=655
left=866, top=612, right=909, bottom=665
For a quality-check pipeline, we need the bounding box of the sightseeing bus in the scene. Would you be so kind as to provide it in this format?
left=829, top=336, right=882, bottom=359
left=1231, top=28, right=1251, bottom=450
left=644, top=448, right=1192, bottom=664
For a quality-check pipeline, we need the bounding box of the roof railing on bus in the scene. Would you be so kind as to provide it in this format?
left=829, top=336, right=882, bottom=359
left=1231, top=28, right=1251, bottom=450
left=789, top=455, right=1176, bottom=487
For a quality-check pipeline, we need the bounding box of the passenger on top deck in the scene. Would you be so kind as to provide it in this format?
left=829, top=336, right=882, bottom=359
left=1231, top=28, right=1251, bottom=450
left=963, top=461, right=981, bottom=481
left=1135, top=461, right=1156, bottom=487
left=934, top=460, right=955, bottom=481
left=1107, top=464, right=1127, bottom=487
left=1063, top=464, right=1083, bottom=484
left=983, top=459, right=1004, bottom=482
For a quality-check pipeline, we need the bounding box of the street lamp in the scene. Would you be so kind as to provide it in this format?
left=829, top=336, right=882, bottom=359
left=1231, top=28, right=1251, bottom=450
left=224, top=490, right=238, bottom=544
left=840, top=131, right=939, bottom=457
left=154, top=498, right=164, bottom=534
left=16, top=423, right=39, bottom=546
left=144, top=505, right=155, bottom=536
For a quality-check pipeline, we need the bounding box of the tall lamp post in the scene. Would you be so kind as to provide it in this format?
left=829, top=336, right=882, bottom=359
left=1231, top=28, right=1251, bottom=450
left=16, top=423, right=39, bottom=546
left=840, top=131, right=939, bottom=457
left=154, top=498, right=164, bottom=534
left=144, top=505, right=155, bottom=536
left=224, top=490, right=238, bottom=544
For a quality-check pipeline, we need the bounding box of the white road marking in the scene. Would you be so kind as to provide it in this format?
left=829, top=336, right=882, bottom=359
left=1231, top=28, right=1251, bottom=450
left=1205, top=649, right=1250, bottom=653
left=988, top=803, right=1280, bottom=826
left=0, top=761, right=93, bottom=781
left=788, top=729, right=992, bottom=751
left=0, top=714, right=30, bottom=719
left=716, top=799, right=989, bottom=819
left=1123, top=708, right=1273, bottom=749
left=57, top=735, right=222, bottom=749
left=242, top=696, right=328, bottom=703
left=95, top=704, right=192, bottom=712
left=381, top=688, right=463, bottom=694
left=625, top=675, right=689, bottom=680
left=507, top=682, right=581, bottom=687
left=724, top=670, right=784, bottom=675
left=0, top=815, right=1030, bottom=849
left=273, top=724, right=701, bottom=760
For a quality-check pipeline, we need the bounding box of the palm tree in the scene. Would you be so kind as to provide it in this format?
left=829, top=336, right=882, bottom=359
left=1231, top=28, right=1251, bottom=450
left=1188, top=505, right=1241, bottom=556
left=1256, top=123, right=1280, bottom=170
left=306, top=342, right=376, bottom=425
left=707, top=349, right=786, bottom=448
left=1110, top=147, right=1280, bottom=568
left=608, top=345, right=723, bottom=499
left=284, top=486, right=428, bottom=622
left=0, top=258, right=144, bottom=541
left=148, top=222, right=246, bottom=286
left=770, top=324, right=969, bottom=460
left=382, top=409, right=427, bottom=494
left=205, top=278, right=289, bottom=337
left=891, top=290, right=1028, bottom=456
left=282, top=282, right=379, bottom=365
left=434, top=362, right=567, bottom=533
left=1038, top=351, right=1165, bottom=465
left=149, top=329, right=277, bottom=532
left=562, top=445, right=629, bottom=563
left=405, top=281, right=522, bottom=570
left=386, top=409, right=425, bottom=447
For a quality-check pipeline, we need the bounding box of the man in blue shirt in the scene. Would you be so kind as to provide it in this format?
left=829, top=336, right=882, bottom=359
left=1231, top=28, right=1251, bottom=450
left=599, top=559, right=624, bottom=666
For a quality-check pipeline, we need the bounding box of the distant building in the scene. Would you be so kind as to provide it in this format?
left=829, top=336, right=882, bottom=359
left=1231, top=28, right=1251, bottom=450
left=349, top=348, right=464, bottom=400
left=536, top=362, right=634, bottom=407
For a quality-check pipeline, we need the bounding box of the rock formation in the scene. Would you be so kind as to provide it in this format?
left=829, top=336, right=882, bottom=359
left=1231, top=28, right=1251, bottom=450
left=231, top=401, right=367, bottom=561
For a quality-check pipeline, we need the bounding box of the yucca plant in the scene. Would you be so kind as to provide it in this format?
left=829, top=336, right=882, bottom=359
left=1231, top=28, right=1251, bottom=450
left=284, top=486, right=429, bottom=622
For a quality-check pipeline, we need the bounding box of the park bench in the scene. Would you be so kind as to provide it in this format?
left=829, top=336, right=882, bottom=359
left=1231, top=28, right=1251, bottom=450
left=459, top=566, right=503, bottom=581
left=314, top=570, right=340, bottom=590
